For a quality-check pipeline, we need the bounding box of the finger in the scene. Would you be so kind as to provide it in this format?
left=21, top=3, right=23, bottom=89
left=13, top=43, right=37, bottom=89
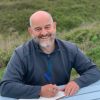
left=47, top=84, right=59, bottom=97
left=53, top=88, right=59, bottom=94
left=65, top=84, right=79, bottom=96
left=64, top=83, right=74, bottom=96
left=52, top=85, right=59, bottom=93
left=53, top=84, right=58, bottom=89
left=48, top=87, right=57, bottom=97
left=69, top=86, right=77, bottom=96
left=47, top=90, right=54, bottom=97
left=48, top=90, right=56, bottom=97
left=65, top=87, right=72, bottom=96
left=52, top=87, right=58, bottom=94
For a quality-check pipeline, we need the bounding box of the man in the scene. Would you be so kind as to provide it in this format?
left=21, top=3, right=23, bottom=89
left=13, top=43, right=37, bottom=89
left=0, top=10, right=100, bottom=99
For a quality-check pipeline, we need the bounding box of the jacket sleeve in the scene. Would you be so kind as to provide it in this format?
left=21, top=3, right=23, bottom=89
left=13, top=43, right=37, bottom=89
left=0, top=49, right=41, bottom=99
left=73, top=47, right=100, bottom=88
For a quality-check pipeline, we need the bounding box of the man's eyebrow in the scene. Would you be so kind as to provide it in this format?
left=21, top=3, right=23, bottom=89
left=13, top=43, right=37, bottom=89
left=34, top=27, right=41, bottom=30
left=33, top=24, right=52, bottom=29
left=45, top=24, right=51, bottom=27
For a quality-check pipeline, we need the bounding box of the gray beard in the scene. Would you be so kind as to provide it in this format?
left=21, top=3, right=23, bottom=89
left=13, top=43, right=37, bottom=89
left=34, top=37, right=54, bottom=48
left=33, top=34, right=56, bottom=48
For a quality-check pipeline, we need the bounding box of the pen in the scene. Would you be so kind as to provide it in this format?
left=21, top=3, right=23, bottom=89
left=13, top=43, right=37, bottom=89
left=44, top=72, right=52, bottom=83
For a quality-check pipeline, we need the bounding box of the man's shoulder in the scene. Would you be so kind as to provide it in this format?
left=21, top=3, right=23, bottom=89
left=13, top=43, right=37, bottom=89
left=15, top=39, right=35, bottom=55
left=57, top=39, right=79, bottom=56
left=57, top=39, right=77, bottom=50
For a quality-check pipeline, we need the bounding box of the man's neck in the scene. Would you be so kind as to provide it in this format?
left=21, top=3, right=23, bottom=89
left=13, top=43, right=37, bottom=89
left=40, top=44, right=55, bottom=54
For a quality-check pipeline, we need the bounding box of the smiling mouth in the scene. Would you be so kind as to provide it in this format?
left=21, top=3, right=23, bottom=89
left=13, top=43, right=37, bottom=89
left=39, top=34, right=52, bottom=39
left=40, top=36, right=51, bottom=40
left=41, top=37, right=49, bottom=39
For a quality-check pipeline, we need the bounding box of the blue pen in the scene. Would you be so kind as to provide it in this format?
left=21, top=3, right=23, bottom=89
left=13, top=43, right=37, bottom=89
left=44, top=56, right=52, bottom=83
left=44, top=72, right=51, bottom=83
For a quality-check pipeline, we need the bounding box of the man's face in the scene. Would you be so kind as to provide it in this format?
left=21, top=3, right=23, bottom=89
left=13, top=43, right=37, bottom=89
left=29, top=17, right=56, bottom=48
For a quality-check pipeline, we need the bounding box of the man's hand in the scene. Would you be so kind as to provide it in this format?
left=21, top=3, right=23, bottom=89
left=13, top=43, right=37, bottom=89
left=40, top=84, right=59, bottom=98
left=61, top=81, right=80, bottom=96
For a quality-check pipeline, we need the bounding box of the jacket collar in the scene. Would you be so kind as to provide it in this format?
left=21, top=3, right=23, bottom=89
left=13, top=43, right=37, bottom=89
left=32, top=38, right=60, bottom=54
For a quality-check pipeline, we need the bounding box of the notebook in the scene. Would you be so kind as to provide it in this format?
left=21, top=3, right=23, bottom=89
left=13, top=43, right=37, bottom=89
left=19, top=91, right=65, bottom=100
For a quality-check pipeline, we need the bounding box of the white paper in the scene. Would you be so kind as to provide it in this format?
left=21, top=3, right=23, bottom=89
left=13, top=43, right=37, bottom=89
left=19, top=91, right=65, bottom=100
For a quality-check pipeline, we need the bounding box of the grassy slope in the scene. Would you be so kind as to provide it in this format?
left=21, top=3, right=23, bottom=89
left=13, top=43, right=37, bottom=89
left=59, top=22, right=100, bottom=66
left=0, top=0, right=100, bottom=79
left=0, top=0, right=100, bottom=33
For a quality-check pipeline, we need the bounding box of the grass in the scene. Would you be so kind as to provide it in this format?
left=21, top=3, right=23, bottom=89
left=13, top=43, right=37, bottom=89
left=0, top=0, right=100, bottom=79
left=0, top=0, right=100, bottom=33
left=0, top=67, right=5, bottom=79
left=58, top=22, right=100, bottom=68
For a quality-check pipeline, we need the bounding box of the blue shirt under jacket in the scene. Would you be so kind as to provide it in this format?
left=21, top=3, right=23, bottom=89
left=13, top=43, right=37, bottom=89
left=0, top=39, right=100, bottom=99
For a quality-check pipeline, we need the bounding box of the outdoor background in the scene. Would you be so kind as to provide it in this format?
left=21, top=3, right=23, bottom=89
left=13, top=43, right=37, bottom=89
left=0, top=0, right=100, bottom=79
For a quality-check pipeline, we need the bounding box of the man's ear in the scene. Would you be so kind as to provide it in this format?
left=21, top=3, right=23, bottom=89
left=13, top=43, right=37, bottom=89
left=53, top=22, right=56, bottom=29
left=28, top=27, right=33, bottom=37
left=53, top=22, right=57, bottom=32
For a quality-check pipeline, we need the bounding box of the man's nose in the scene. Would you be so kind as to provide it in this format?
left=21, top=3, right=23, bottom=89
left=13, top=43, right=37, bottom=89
left=41, top=28, right=47, bottom=35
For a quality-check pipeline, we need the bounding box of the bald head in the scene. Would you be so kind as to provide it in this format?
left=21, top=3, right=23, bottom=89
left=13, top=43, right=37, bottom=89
left=29, top=11, right=53, bottom=27
left=28, top=11, right=56, bottom=50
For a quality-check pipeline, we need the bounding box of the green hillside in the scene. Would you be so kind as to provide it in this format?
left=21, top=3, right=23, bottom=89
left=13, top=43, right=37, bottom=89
left=0, top=0, right=100, bottom=33
left=59, top=22, right=100, bottom=67
left=0, top=0, right=100, bottom=79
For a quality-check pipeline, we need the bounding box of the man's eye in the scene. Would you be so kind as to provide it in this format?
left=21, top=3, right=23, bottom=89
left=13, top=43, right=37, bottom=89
left=34, top=28, right=41, bottom=32
left=45, top=26, right=50, bottom=29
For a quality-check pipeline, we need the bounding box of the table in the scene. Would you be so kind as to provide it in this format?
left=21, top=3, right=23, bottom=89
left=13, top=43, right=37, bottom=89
left=0, top=80, right=100, bottom=100
left=59, top=80, right=100, bottom=100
